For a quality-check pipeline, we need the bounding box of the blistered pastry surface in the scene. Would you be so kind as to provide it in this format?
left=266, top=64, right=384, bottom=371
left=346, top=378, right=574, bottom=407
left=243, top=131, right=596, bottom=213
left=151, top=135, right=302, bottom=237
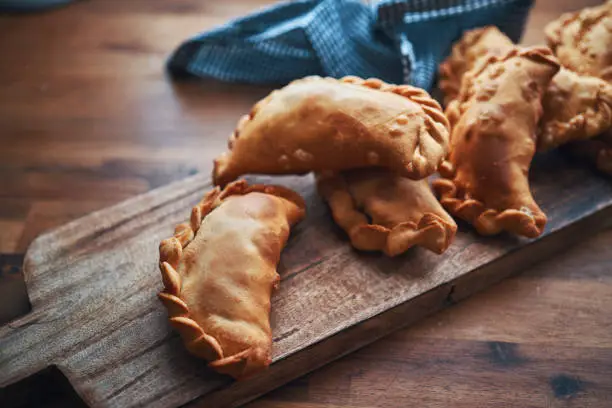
left=213, top=76, right=450, bottom=185
left=158, top=180, right=305, bottom=379
left=433, top=47, right=559, bottom=237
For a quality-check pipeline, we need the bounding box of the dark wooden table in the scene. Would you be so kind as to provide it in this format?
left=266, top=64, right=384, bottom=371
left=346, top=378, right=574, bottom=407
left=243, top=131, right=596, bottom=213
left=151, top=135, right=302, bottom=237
left=0, top=1, right=610, bottom=407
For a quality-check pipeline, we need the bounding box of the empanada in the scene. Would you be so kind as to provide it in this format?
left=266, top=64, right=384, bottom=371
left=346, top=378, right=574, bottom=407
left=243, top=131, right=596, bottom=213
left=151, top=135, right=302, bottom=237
left=545, top=1, right=612, bottom=82
left=316, top=169, right=457, bottom=256
left=213, top=76, right=450, bottom=186
left=439, top=26, right=514, bottom=106
left=539, top=68, right=612, bottom=150
left=158, top=180, right=305, bottom=379
left=433, top=47, right=559, bottom=238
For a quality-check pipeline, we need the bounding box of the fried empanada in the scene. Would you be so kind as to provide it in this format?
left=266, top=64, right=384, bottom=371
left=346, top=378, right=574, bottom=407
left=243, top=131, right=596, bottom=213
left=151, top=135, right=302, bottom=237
left=566, top=130, right=612, bottom=176
left=213, top=76, right=450, bottom=186
left=317, top=169, right=457, bottom=256
left=439, top=26, right=514, bottom=106
left=545, top=1, right=612, bottom=82
left=158, top=180, right=305, bottom=380
left=539, top=68, right=612, bottom=150
left=432, top=47, right=559, bottom=238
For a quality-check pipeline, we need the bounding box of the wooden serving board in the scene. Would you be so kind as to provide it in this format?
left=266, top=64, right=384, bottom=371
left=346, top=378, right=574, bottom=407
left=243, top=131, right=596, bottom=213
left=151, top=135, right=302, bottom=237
left=1, top=152, right=611, bottom=408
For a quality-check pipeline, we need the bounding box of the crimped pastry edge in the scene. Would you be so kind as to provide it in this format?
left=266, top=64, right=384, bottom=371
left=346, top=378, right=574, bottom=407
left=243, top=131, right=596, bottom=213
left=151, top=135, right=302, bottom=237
left=432, top=163, right=547, bottom=238
left=317, top=171, right=457, bottom=256
left=212, top=75, right=450, bottom=186
left=158, top=180, right=305, bottom=379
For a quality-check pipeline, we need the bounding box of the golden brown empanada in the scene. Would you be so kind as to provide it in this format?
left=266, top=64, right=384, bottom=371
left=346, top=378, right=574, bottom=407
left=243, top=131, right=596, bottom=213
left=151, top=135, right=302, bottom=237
left=213, top=76, right=450, bottom=186
left=539, top=68, right=612, bottom=150
left=317, top=169, right=457, bottom=256
left=158, top=180, right=305, bottom=380
left=439, top=26, right=514, bottom=106
left=545, top=1, right=612, bottom=82
left=566, top=130, right=612, bottom=176
left=432, top=47, right=559, bottom=238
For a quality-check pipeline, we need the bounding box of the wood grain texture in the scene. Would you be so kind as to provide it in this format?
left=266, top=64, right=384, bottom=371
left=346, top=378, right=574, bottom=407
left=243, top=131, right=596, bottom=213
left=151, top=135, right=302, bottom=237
left=0, top=151, right=611, bottom=408
left=0, top=0, right=611, bottom=407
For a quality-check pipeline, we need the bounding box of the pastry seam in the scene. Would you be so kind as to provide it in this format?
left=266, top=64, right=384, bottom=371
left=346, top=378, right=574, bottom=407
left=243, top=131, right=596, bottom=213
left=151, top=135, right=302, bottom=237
left=318, top=172, right=456, bottom=255
left=433, top=47, right=556, bottom=238
left=158, top=180, right=305, bottom=378
left=214, top=76, right=450, bottom=184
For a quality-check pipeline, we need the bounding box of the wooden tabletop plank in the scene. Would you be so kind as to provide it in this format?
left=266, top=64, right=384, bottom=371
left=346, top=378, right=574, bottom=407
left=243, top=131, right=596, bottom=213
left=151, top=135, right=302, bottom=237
left=0, top=0, right=610, bottom=407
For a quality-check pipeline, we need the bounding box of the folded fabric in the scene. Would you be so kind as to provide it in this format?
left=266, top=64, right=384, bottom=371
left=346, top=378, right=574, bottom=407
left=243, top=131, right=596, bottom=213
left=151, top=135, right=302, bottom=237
left=168, top=0, right=534, bottom=90
left=0, top=0, right=72, bottom=12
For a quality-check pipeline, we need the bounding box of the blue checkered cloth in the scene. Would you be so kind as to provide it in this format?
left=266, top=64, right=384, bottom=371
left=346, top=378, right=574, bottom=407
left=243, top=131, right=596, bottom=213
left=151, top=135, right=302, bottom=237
left=169, top=0, right=533, bottom=90
left=0, top=0, right=73, bottom=12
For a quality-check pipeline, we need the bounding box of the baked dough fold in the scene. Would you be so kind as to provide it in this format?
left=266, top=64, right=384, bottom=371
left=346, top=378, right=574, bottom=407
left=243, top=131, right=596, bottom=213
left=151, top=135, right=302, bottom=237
left=439, top=26, right=514, bottom=106
left=545, top=0, right=612, bottom=82
left=213, top=76, right=450, bottom=185
left=539, top=68, right=612, bottom=150
left=433, top=47, right=559, bottom=237
left=158, top=180, right=305, bottom=379
left=317, top=169, right=457, bottom=256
